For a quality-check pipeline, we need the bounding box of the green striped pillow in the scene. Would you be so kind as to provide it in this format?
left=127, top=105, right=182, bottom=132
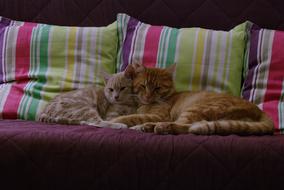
left=117, top=13, right=247, bottom=96
left=0, top=16, right=117, bottom=120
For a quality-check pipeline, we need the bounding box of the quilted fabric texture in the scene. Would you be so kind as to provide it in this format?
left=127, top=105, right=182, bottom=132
left=117, top=14, right=247, bottom=96
left=0, top=16, right=117, bottom=120
left=0, top=120, right=284, bottom=190
left=242, top=23, right=284, bottom=133
left=0, top=0, right=284, bottom=30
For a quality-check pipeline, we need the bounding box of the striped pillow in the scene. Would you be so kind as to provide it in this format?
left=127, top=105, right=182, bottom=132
left=117, top=13, right=247, bottom=96
left=242, top=24, right=284, bottom=133
left=0, top=17, right=117, bottom=120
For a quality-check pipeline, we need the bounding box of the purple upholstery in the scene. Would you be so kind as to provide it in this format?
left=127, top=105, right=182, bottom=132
left=1, top=0, right=284, bottom=190
left=0, top=120, right=284, bottom=190
left=0, top=0, right=284, bottom=30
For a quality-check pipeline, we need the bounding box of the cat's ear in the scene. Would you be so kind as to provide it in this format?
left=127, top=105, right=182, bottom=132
left=132, top=63, right=145, bottom=73
left=100, top=70, right=112, bottom=83
left=124, top=63, right=145, bottom=79
left=165, top=63, right=176, bottom=75
left=124, top=64, right=135, bottom=79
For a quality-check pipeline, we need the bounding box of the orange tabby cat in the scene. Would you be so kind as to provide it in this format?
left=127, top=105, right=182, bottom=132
left=111, top=63, right=274, bottom=135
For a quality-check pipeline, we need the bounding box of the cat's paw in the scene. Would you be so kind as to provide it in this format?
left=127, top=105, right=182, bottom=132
left=130, top=123, right=156, bottom=133
left=80, top=121, right=98, bottom=126
left=154, top=122, right=175, bottom=135
left=99, top=121, right=128, bottom=129
left=188, top=122, right=208, bottom=135
left=130, top=125, right=144, bottom=131
left=81, top=121, right=127, bottom=129
left=110, top=122, right=128, bottom=129
left=142, top=123, right=156, bottom=132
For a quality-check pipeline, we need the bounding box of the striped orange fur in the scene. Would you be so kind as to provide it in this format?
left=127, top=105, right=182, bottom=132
left=111, top=64, right=274, bottom=135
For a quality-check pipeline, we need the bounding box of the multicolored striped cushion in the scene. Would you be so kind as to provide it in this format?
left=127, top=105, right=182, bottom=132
left=242, top=24, right=284, bottom=133
left=117, top=13, right=247, bottom=96
left=0, top=17, right=117, bottom=120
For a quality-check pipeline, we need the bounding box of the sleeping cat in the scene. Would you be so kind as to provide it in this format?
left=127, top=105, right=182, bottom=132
left=110, top=63, right=274, bottom=135
left=38, top=70, right=137, bottom=129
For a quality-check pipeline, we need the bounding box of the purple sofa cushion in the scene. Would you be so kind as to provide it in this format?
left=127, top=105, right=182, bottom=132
left=0, top=120, right=283, bottom=189
left=0, top=0, right=284, bottom=30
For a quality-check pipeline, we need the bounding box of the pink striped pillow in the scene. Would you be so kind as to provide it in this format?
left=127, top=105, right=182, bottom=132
left=242, top=24, right=284, bottom=134
left=0, top=16, right=118, bottom=121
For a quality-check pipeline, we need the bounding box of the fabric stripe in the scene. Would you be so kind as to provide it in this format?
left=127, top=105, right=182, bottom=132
left=209, top=31, right=222, bottom=91
left=157, top=27, right=170, bottom=68
left=4, top=24, right=18, bottom=82
left=142, top=26, right=163, bottom=68
left=132, top=23, right=148, bottom=65
left=18, top=25, right=40, bottom=120
left=279, top=81, right=284, bottom=131
left=206, top=31, right=218, bottom=92
left=165, top=28, right=178, bottom=67
left=88, top=27, right=97, bottom=85
left=200, top=30, right=212, bottom=88
left=15, top=23, right=36, bottom=81
left=220, top=32, right=233, bottom=91
left=121, top=17, right=139, bottom=71
left=262, top=31, right=284, bottom=130
left=94, top=27, right=102, bottom=86
left=253, top=30, right=274, bottom=105
left=62, top=27, right=77, bottom=91
left=0, top=18, right=11, bottom=83
left=242, top=27, right=260, bottom=100
left=174, top=28, right=196, bottom=91
left=83, top=28, right=91, bottom=84
left=128, top=22, right=142, bottom=65
left=188, top=28, right=200, bottom=91
left=191, top=28, right=205, bottom=91
left=217, top=32, right=229, bottom=91
left=2, top=22, right=36, bottom=119
left=0, top=83, right=12, bottom=119
left=117, top=14, right=246, bottom=96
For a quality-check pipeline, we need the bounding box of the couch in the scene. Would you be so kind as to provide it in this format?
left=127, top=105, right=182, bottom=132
left=0, top=0, right=284, bottom=190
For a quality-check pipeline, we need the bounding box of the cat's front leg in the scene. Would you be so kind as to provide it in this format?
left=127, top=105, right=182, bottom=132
left=110, top=115, right=135, bottom=127
left=130, top=122, right=157, bottom=132
left=111, top=114, right=163, bottom=128
left=154, top=122, right=191, bottom=135
left=80, top=121, right=127, bottom=129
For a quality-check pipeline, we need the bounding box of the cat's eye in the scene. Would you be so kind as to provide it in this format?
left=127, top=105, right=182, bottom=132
left=120, top=87, right=126, bottom=91
left=154, top=87, right=161, bottom=91
left=108, top=88, right=114, bottom=92
left=140, top=84, right=146, bottom=89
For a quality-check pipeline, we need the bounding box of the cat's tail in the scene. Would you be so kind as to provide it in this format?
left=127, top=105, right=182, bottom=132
left=38, top=114, right=127, bottom=129
left=38, top=114, right=82, bottom=125
left=81, top=120, right=128, bottom=129
left=188, top=113, right=275, bottom=135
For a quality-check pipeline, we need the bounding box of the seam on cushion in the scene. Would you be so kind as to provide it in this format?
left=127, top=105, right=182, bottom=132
left=164, top=136, right=211, bottom=174
left=135, top=0, right=165, bottom=18
left=88, top=133, right=151, bottom=187
left=29, top=0, right=53, bottom=22
left=180, top=0, right=209, bottom=26
left=4, top=138, right=48, bottom=177
left=221, top=140, right=273, bottom=190
left=71, top=0, right=104, bottom=25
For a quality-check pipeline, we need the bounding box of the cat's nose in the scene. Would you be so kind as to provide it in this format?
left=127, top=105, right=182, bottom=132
left=115, top=95, right=119, bottom=100
left=145, top=94, right=151, bottom=99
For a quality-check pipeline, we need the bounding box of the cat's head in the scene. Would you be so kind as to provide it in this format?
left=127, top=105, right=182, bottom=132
left=101, top=71, right=134, bottom=105
left=124, top=63, right=176, bottom=105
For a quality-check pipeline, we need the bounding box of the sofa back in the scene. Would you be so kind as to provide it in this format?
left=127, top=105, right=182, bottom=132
left=0, top=0, right=284, bottom=30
